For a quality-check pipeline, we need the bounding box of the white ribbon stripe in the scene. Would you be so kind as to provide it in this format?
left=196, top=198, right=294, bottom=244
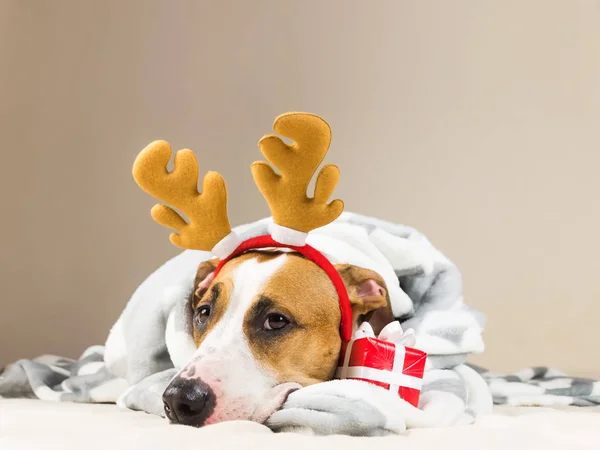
left=390, top=343, right=406, bottom=392
left=335, top=366, right=423, bottom=390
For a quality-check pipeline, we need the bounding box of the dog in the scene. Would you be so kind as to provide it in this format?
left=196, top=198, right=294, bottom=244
left=118, top=113, right=489, bottom=431
left=162, top=251, right=395, bottom=427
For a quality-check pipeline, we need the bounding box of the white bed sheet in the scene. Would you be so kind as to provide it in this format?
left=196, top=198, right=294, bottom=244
left=1, top=399, right=599, bottom=450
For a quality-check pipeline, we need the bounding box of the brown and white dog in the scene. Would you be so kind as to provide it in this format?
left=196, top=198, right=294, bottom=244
left=162, top=250, right=395, bottom=427
left=123, top=115, right=489, bottom=431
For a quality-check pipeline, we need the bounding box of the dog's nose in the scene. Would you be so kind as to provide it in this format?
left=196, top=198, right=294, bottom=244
left=162, top=377, right=216, bottom=427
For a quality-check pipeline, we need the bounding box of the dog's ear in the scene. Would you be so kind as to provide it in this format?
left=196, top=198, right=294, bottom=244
left=335, top=264, right=395, bottom=333
left=193, top=258, right=219, bottom=302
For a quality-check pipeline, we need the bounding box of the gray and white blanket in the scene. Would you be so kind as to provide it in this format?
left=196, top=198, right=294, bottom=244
left=1, top=213, right=598, bottom=435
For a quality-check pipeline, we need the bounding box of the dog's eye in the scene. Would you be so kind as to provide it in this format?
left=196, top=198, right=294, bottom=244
left=195, top=305, right=211, bottom=326
left=263, top=313, right=289, bottom=331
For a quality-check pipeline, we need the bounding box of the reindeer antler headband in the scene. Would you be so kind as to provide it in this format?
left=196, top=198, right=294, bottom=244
left=132, top=112, right=352, bottom=341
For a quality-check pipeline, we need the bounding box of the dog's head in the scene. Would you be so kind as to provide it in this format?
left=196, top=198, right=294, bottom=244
left=162, top=251, right=393, bottom=427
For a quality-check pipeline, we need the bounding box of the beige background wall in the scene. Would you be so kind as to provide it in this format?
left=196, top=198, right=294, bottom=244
left=1, top=1, right=598, bottom=376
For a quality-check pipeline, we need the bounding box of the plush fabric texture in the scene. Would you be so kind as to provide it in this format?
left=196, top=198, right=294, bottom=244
left=251, top=112, right=344, bottom=232
left=476, top=366, right=600, bottom=407
left=132, top=139, right=232, bottom=251
left=2, top=400, right=600, bottom=449
left=1, top=213, right=598, bottom=436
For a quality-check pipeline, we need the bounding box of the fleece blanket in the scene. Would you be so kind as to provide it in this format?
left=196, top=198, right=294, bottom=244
left=1, top=212, right=598, bottom=435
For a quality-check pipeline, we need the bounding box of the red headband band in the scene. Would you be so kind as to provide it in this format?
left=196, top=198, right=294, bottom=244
left=213, top=234, right=353, bottom=342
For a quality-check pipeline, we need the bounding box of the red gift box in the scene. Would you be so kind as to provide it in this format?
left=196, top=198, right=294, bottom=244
left=335, top=322, right=427, bottom=407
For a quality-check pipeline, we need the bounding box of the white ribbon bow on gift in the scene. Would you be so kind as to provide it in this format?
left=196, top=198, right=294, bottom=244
left=354, top=321, right=417, bottom=347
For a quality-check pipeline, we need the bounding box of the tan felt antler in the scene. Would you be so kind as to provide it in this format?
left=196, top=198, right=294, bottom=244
left=251, top=112, right=344, bottom=232
left=132, top=140, right=232, bottom=251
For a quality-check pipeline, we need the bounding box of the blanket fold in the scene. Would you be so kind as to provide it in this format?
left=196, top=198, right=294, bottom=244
left=1, top=212, right=597, bottom=435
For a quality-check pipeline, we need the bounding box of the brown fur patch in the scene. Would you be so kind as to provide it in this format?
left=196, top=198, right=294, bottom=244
left=192, top=258, right=219, bottom=303
left=335, top=264, right=394, bottom=334
left=243, top=253, right=342, bottom=385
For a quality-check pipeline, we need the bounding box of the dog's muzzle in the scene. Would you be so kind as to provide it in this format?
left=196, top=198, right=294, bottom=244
left=162, top=376, right=216, bottom=427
